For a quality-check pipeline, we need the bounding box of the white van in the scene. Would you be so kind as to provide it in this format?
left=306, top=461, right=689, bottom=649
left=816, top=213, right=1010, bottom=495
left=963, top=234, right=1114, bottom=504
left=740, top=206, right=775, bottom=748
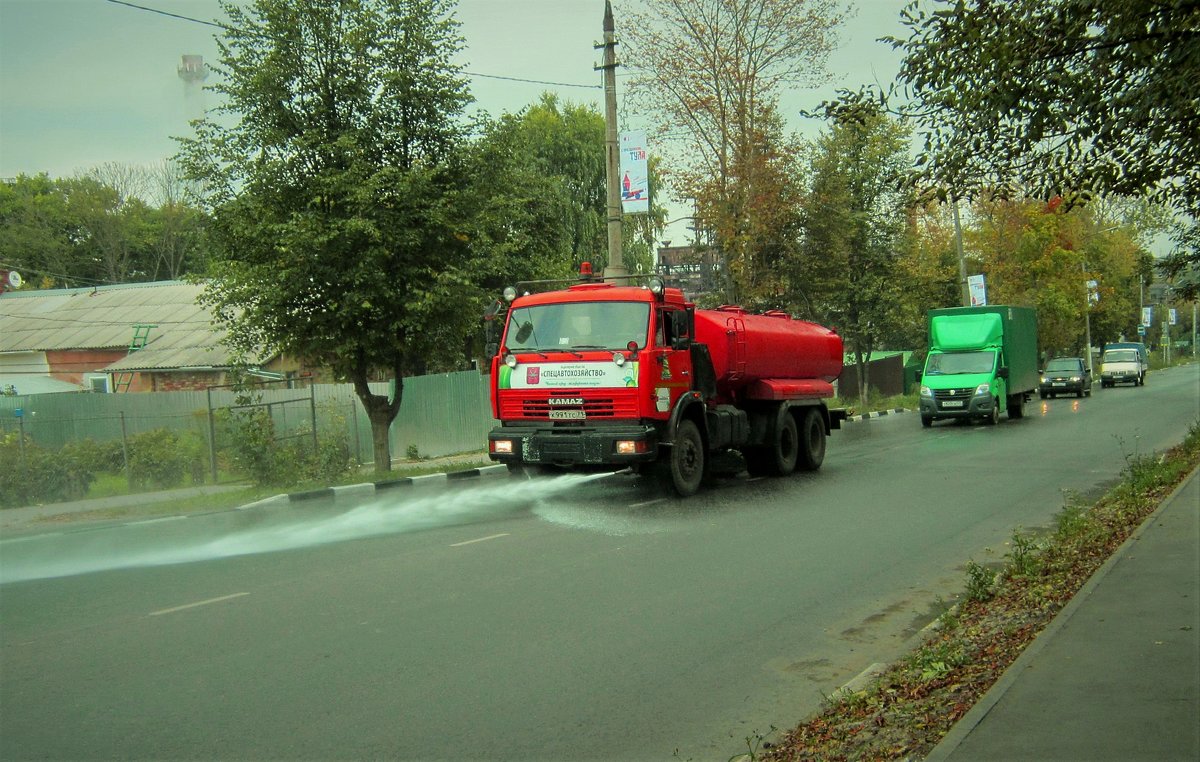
left=1100, top=346, right=1148, bottom=387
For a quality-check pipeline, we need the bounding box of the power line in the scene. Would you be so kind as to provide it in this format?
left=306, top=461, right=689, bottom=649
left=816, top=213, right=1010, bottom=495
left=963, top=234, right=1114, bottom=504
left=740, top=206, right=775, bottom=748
left=105, top=0, right=602, bottom=91
left=104, top=0, right=225, bottom=29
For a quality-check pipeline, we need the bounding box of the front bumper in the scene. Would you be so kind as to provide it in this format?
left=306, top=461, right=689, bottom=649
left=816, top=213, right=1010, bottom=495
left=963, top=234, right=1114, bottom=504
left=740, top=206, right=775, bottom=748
left=920, top=394, right=994, bottom=419
left=1101, top=371, right=1139, bottom=384
left=1040, top=380, right=1083, bottom=394
left=488, top=424, right=661, bottom=467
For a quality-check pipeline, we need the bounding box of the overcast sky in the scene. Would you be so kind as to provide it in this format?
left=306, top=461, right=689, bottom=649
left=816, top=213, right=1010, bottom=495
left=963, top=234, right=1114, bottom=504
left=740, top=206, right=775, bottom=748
left=0, top=0, right=910, bottom=239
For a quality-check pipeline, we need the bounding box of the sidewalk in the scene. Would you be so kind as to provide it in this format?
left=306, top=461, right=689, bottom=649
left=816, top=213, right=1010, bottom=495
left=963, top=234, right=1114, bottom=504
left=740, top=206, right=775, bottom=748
left=927, top=467, right=1200, bottom=762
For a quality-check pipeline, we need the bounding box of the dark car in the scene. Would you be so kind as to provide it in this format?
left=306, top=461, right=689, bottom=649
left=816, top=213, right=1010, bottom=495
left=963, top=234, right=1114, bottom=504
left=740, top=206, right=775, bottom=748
left=1039, top=356, right=1092, bottom=398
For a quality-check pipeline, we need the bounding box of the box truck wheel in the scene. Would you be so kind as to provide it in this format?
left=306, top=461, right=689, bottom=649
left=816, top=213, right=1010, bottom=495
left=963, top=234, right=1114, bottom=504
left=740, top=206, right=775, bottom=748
left=796, top=408, right=826, bottom=471
left=985, top=400, right=999, bottom=425
left=1006, top=393, right=1025, bottom=419
left=665, top=419, right=705, bottom=497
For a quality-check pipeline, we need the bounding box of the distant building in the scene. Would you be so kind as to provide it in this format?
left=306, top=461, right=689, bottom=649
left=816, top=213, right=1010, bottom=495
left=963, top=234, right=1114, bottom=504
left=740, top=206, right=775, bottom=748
left=0, top=281, right=300, bottom=395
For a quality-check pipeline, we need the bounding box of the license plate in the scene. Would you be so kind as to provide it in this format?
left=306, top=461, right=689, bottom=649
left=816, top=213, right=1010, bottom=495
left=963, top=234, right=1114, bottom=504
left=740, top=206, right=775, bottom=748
left=1052, top=382, right=1066, bottom=386
left=549, top=410, right=585, bottom=420
left=941, top=400, right=964, bottom=408
left=548, top=397, right=584, bottom=405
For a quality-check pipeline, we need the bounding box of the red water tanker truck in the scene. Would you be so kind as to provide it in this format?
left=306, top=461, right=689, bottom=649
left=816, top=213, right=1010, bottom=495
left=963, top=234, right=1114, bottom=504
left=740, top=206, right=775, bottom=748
left=486, top=267, right=847, bottom=496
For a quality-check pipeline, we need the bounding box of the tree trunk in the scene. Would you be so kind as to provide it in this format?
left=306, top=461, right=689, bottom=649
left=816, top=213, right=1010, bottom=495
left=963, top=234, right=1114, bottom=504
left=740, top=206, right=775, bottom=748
left=353, top=367, right=403, bottom=474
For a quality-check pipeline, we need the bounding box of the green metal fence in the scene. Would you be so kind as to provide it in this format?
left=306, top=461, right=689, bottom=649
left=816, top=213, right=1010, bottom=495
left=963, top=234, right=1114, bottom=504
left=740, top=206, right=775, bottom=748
left=0, top=370, right=495, bottom=466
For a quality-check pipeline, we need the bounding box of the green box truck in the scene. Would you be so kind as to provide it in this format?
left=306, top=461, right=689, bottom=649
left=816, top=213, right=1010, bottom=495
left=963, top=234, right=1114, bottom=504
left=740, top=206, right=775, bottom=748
left=918, top=305, right=1038, bottom=427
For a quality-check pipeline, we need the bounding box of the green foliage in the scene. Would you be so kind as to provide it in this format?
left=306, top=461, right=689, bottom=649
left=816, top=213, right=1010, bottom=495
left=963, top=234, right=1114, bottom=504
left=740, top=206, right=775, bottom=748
left=127, top=428, right=205, bottom=490
left=0, top=434, right=93, bottom=508
left=791, top=106, right=914, bottom=401
left=886, top=0, right=1198, bottom=297
left=61, top=437, right=126, bottom=474
left=178, top=0, right=477, bottom=471
left=219, top=406, right=351, bottom=487
left=964, top=560, right=996, bottom=603
left=0, top=169, right=209, bottom=289
left=1005, top=530, right=1041, bottom=578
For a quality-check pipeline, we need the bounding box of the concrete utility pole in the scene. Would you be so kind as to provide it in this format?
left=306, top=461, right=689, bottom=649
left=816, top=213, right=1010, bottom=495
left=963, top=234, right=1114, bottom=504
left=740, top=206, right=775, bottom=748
left=953, top=202, right=970, bottom=306
left=597, top=1, right=626, bottom=280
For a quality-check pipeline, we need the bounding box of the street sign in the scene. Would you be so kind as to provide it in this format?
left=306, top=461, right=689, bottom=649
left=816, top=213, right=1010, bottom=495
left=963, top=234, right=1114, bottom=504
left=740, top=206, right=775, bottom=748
left=1138, top=325, right=1146, bottom=336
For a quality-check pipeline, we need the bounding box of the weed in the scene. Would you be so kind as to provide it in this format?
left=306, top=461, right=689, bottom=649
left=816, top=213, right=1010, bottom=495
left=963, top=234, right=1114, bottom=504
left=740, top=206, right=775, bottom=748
left=964, top=560, right=996, bottom=602
left=1006, top=529, right=1040, bottom=577
left=406, top=443, right=420, bottom=460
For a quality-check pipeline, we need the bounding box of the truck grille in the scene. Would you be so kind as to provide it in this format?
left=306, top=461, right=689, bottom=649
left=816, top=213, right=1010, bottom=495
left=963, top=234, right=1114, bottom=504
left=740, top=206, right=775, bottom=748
left=499, top=388, right=640, bottom=421
left=933, top=388, right=974, bottom=403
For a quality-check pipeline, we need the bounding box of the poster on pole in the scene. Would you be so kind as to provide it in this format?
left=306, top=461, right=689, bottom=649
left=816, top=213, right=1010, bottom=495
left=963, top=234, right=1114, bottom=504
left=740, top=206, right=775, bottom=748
left=967, top=274, right=987, bottom=306
left=619, top=130, right=649, bottom=214
left=1142, top=306, right=1153, bottom=326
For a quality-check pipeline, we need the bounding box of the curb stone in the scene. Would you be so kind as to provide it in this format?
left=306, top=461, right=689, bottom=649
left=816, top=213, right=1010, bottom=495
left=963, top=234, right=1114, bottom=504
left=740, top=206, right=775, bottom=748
left=846, top=407, right=909, bottom=422
left=238, top=463, right=509, bottom=510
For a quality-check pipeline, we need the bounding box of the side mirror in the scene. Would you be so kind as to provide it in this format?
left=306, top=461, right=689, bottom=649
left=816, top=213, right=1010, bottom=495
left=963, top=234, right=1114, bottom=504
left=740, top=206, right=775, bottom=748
left=485, top=342, right=498, bottom=358
left=997, top=367, right=1010, bottom=379
left=915, top=370, right=922, bottom=381
left=515, top=321, right=533, bottom=344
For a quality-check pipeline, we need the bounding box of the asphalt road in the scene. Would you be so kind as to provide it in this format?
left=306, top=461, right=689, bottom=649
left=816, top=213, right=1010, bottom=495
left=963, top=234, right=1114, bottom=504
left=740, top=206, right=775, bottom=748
left=1, top=363, right=1197, bottom=761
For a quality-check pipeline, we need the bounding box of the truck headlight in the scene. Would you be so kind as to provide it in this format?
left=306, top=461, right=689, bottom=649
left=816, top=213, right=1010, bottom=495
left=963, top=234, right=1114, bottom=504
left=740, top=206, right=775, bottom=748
left=920, top=385, right=932, bottom=397
left=504, top=354, right=518, bottom=368
left=974, top=383, right=991, bottom=396
left=612, top=352, right=626, bottom=366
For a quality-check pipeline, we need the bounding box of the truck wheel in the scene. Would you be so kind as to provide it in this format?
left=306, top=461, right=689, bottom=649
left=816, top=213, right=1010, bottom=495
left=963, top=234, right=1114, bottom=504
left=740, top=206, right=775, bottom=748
left=666, top=419, right=705, bottom=497
left=1007, top=394, right=1025, bottom=419
left=761, top=406, right=799, bottom=475
left=921, top=415, right=933, bottom=428
left=985, top=400, right=999, bottom=425
left=796, top=408, right=825, bottom=471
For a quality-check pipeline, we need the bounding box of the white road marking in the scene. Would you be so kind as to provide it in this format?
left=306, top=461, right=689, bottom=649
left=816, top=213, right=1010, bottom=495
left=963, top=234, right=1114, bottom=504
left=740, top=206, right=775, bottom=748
left=628, top=498, right=668, bottom=508
left=148, top=592, right=250, bottom=617
left=449, top=533, right=510, bottom=547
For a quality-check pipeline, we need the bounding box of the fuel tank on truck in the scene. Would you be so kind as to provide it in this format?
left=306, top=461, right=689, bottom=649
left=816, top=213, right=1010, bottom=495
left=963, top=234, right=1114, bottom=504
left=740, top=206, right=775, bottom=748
left=694, top=306, right=843, bottom=392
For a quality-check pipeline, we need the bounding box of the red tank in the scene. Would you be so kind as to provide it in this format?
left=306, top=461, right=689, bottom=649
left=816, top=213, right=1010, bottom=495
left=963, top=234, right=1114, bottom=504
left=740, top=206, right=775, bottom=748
left=694, top=307, right=843, bottom=394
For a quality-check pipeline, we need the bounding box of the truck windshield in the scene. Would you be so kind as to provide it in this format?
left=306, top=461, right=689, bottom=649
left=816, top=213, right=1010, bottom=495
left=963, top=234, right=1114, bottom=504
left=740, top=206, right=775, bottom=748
left=1103, top=350, right=1137, bottom=363
left=504, top=301, right=650, bottom=352
left=924, top=350, right=996, bottom=375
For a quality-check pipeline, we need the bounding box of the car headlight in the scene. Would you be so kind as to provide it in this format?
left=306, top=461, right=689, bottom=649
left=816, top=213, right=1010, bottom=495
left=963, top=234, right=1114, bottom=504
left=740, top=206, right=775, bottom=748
left=1070, top=376, right=1081, bottom=382
left=974, top=383, right=991, bottom=396
left=1040, top=376, right=1047, bottom=384
left=920, top=385, right=932, bottom=397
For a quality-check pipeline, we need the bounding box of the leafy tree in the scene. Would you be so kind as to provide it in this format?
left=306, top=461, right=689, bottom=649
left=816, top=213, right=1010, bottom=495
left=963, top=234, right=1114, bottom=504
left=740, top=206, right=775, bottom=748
left=177, top=0, right=473, bottom=473
left=619, top=0, right=847, bottom=304
left=791, top=108, right=913, bottom=403
left=890, top=201, right=961, bottom=351
left=879, top=0, right=1199, bottom=297
left=0, top=174, right=77, bottom=287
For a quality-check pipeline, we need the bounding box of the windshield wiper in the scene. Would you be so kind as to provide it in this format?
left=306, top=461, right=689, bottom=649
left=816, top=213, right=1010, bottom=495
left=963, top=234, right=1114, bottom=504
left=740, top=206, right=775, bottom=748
left=569, top=344, right=608, bottom=350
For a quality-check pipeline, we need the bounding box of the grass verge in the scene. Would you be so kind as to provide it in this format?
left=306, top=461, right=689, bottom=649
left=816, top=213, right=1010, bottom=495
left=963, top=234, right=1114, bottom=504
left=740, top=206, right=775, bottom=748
left=759, top=419, right=1200, bottom=761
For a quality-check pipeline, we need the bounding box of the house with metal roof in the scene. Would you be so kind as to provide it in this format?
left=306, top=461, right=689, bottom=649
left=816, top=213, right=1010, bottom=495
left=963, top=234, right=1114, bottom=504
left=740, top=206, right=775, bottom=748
left=0, top=281, right=292, bottom=395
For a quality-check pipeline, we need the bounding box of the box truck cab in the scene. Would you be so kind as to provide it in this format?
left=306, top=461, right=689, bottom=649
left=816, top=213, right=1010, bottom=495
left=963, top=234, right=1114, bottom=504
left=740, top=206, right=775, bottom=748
left=918, top=306, right=1038, bottom=427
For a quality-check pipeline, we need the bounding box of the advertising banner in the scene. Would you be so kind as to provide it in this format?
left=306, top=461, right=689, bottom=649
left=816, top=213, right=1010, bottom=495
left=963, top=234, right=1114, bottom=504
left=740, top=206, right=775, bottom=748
left=967, top=274, right=987, bottom=306
left=498, top=362, right=639, bottom=390
left=619, top=130, right=649, bottom=214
